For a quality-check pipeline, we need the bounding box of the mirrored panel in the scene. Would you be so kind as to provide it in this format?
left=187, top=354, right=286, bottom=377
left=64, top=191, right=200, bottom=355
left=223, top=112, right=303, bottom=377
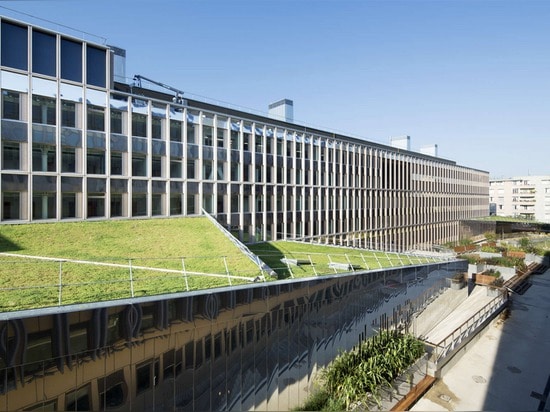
left=1, top=70, right=29, bottom=93
left=86, top=88, right=107, bottom=107
left=60, top=82, right=83, bottom=103
left=32, top=77, right=57, bottom=98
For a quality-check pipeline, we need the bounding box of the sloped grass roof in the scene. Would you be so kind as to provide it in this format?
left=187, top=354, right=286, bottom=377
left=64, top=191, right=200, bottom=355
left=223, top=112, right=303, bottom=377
left=0, top=217, right=261, bottom=311
left=0, top=218, right=445, bottom=312
left=249, top=241, right=441, bottom=278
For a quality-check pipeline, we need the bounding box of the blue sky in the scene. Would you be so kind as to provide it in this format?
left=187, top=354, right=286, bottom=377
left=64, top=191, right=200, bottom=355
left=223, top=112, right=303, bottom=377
left=2, top=0, right=549, bottom=178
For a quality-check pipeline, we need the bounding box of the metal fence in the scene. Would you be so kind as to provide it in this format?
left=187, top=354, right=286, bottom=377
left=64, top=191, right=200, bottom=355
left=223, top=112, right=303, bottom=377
left=0, top=255, right=262, bottom=312
left=430, top=289, right=508, bottom=362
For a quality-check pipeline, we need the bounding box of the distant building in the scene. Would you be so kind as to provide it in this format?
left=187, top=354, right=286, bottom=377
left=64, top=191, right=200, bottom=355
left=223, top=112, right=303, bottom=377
left=0, top=15, right=489, bottom=251
left=489, top=176, right=550, bottom=223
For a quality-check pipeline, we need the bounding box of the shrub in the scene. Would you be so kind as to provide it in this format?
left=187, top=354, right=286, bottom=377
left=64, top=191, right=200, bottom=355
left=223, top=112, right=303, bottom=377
left=295, top=331, right=424, bottom=411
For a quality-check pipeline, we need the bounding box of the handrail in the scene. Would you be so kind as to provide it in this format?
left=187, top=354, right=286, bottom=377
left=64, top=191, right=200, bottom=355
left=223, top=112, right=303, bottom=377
left=431, top=289, right=507, bottom=361
left=201, top=209, right=273, bottom=279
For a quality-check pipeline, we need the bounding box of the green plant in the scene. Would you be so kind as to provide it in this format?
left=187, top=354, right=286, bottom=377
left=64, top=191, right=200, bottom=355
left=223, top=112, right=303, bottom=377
left=458, top=237, right=474, bottom=246
left=519, top=237, right=531, bottom=250
left=295, top=331, right=424, bottom=411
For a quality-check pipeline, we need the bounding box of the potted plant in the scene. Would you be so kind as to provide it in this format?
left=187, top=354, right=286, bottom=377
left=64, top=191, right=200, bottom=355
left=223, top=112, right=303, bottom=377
left=450, top=272, right=466, bottom=290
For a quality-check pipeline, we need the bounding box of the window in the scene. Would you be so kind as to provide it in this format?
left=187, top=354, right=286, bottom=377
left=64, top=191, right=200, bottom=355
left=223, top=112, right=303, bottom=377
left=132, top=193, right=147, bottom=217
left=61, top=38, right=82, bottom=82
left=170, top=194, right=183, bottom=215
left=170, top=158, right=182, bottom=178
left=2, top=91, right=21, bottom=120
left=187, top=123, right=196, bottom=144
left=61, top=148, right=76, bottom=173
left=32, top=145, right=56, bottom=172
left=203, top=194, right=213, bottom=213
left=88, top=193, right=105, bottom=218
left=32, top=192, right=56, bottom=220
left=1, top=22, right=27, bottom=70
left=170, top=120, right=182, bottom=142
left=32, top=30, right=56, bottom=76
left=111, top=152, right=123, bottom=175
left=217, top=128, right=226, bottom=148
left=111, top=193, right=124, bottom=217
left=231, top=195, right=239, bottom=213
left=61, top=101, right=76, bottom=127
left=152, top=155, right=162, bottom=177
left=231, top=163, right=240, bottom=181
left=187, top=160, right=195, bottom=179
left=110, top=109, right=123, bottom=134
left=32, top=96, right=56, bottom=125
left=203, top=160, right=214, bottom=180
left=151, top=117, right=162, bottom=140
left=62, top=193, right=77, bottom=218
left=86, top=45, right=106, bottom=87
left=152, top=194, right=163, bottom=216
left=2, top=143, right=20, bottom=170
left=87, top=150, right=105, bottom=174
left=2, top=192, right=21, bottom=220
left=132, top=113, right=147, bottom=137
left=187, top=194, right=196, bottom=214
left=87, top=105, right=105, bottom=131
left=203, top=125, right=213, bottom=146
left=217, top=162, right=225, bottom=180
left=231, top=130, right=239, bottom=150
left=132, top=154, right=147, bottom=177
left=255, top=135, right=263, bottom=153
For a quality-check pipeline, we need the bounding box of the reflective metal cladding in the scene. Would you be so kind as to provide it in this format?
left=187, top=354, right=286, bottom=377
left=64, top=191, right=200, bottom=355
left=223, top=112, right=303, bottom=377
left=0, top=261, right=464, bottom=411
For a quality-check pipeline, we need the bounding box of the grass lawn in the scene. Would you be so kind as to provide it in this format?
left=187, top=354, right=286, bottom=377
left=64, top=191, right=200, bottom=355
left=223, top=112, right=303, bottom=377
left=0, top=217, right=260, bottom=311
left=0, top=218, right=445, bottom=312
left=249, top=241, right=440, bottom=278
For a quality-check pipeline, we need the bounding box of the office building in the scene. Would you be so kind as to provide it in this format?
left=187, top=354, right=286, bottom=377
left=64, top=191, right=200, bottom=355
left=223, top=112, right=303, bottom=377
left=490, top=176, right=550, bottom=223
left=0, top=16, right=489, bottom=251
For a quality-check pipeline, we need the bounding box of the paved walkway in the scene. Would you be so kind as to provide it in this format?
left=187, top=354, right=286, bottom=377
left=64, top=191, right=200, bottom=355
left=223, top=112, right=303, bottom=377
left=412, top=268, right=550, bottom=411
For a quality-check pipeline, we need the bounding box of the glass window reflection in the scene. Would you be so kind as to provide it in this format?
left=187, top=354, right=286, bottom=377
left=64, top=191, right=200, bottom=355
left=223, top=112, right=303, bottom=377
left=32, top=30, right=56, bottom=76
left=61, top=38, right=82, bottom=82
left=86, top=45, right=106, bottom=87
left=1, top=21, right=27, bottom=70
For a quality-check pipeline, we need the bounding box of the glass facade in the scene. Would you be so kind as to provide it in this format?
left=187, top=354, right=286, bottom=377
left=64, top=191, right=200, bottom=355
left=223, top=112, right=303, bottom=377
left=0, top=16, right=489, bottom=250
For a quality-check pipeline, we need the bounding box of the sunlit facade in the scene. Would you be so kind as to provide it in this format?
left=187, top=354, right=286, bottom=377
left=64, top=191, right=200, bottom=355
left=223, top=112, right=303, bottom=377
left=490, top=176, right=550, bottom=223
left=0, top=16, right=489, bottom=250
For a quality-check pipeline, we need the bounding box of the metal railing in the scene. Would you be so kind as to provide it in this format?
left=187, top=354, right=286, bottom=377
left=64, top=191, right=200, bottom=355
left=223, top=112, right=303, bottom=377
left=0, top=254, right=262, bottom=312
left=202, top=209, right=273, bottom=279
left=430, top=289, right=508, bottom=362
left=267, top=250, right=447, bottom=277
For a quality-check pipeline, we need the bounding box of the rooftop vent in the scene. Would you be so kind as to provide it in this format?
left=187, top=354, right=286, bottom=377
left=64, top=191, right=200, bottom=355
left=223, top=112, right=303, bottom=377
left=389, top=135, right=411, bottom=151
left=268, top=99, right=294, bottom=123
left=420, top=144, right=438, bottom=157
